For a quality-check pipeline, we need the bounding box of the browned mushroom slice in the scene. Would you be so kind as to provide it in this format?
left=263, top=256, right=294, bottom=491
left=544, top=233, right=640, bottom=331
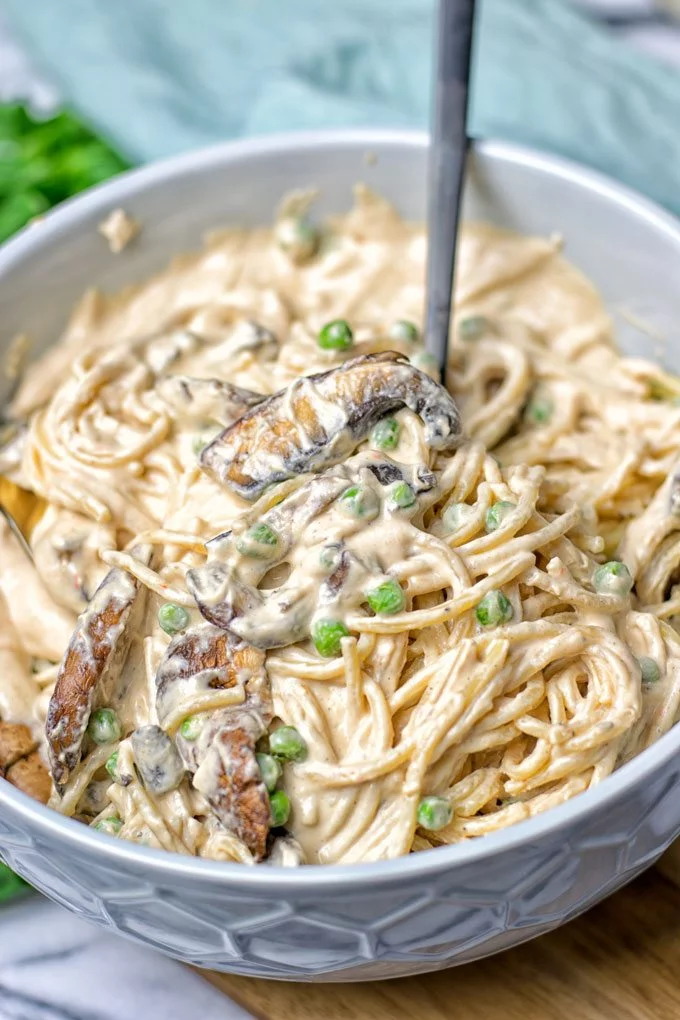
left=194, top=725, right=271, bottom=860
left=219, top=320, right=280, bottom=361
left=77, top=778, right=112, bottom=817
left=155, top=624, right=272, bottom=859
left=200, top=351, right=462, bottom=499
left=155, top=623, right=245, bottom=736
left=669, top=467, right=680, bottom=516
left=46, top=549, right=150, bottom=791
left=0, top=721, right=37, bottom=771
left=155, top=376, right=265, bottom=427
left=186, top=473, right=348, bottom=649
left=130, top=725, right=185, bottom=795
left=7, top=751, right=52, bottom=804
left=0, top=721, right=51, bottom=804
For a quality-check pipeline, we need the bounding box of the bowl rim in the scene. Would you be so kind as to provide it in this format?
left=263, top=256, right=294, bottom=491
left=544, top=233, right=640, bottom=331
left=2, top=127, right=680, bottom=890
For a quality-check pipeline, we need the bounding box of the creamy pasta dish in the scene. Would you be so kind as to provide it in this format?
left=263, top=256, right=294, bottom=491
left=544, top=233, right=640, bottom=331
left=1, top=187, right=680, bottom=867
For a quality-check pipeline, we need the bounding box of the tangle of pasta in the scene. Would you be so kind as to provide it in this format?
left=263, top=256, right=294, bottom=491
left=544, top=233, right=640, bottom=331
left=2, top=186, right=680, bottom=867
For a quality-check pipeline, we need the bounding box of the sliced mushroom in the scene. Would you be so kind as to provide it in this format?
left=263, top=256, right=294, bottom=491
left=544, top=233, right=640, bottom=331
left=76, top=778, right=111, bottom=817
left=364, top=460, right=404, bottom=486
left=224, top=320, right=279, bottom=361
left=156, top=623, right=243, bottom=732
left=6, top=751, right=52, bottom=803
left=186, top=473, right=348, bottom=648
left=200, top=351, right=462, bottom=500
left=155, top=375, right=265, bottom=428
left=0, top=721, right=36, bottom=770
left=194, top=725, right=270, bottom=860
left=46, top=548, right=151, bottom=791
left=155, top=624, right=272, bottom=859
left=358, top=453, right=437, bottom=493
left=131, top=725, right=185, bottom=795
left=669, top=466, right=680, bottom=517
left=0, top=721, right=51, bottom=804
left=142, top=328, right=202, bottom=375
left=188, top=453, right=422, bottom=650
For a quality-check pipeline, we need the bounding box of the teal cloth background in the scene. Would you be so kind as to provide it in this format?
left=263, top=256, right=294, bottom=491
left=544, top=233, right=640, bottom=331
left=3, top=0, right=680, bottom=214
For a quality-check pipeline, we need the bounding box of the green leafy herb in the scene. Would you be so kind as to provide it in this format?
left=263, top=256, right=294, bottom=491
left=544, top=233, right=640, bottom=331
left=0, top=104, right=129, bottom=244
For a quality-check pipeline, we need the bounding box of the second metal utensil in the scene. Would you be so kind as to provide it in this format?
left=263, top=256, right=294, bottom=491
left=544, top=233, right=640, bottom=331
left=425, top=0, right=477, bottom=378
left=0, top=503, right=34, bottom=563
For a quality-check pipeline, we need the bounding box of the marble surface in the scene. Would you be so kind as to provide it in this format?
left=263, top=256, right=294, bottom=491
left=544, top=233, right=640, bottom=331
left=0, top=896, right=253, bottom=1020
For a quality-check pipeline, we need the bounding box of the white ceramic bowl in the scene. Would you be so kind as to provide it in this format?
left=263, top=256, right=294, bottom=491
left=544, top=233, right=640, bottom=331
left=2, top=131, right=680, bottom=982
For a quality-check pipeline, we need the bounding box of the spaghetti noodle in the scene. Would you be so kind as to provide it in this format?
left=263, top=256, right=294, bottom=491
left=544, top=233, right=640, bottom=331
left=2, top=187, right=680, bottom=866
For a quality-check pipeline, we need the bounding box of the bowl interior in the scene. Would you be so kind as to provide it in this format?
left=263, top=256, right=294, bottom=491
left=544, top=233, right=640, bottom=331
left=2, top=131, right=680, bottom=889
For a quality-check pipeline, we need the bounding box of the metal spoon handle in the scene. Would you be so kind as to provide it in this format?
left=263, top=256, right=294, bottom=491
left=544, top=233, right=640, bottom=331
left=0, top=504, right=34, bottom=563
left=425, top=0, right=477, bottom=376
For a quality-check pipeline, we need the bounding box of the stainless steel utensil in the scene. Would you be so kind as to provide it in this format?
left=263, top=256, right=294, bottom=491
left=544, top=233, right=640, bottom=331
left=425, top=0, right=477, bottom=375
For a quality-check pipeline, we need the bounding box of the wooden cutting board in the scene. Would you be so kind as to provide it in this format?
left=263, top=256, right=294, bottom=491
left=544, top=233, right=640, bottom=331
left=204, top=858, right=680, bottom=1020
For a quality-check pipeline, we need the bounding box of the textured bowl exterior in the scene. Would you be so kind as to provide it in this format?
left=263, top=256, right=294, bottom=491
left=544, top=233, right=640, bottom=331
left=2, top=131, right=680, bottom=980
left=1, top=757, right=680, bottom=980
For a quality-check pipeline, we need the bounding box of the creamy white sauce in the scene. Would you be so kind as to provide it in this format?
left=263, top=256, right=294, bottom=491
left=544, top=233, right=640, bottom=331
left=2, top=187, right=680, bottom=865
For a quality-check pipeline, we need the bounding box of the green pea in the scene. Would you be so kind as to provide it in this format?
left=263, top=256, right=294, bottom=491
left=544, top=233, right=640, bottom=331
left=416, top=796, right=452, bottom=831
left=337, top=484, right=379, bottom=521
left=94, top=816, right=122, bottom=836
left=158, top=602, right=190, bottom=635
left=87, top=708, right=121, bottom=745
left=256, top=752, right=283, bottom=791
left=269, top=726, right=308, bottom=763
left=366, top=579, right=405, bottom=615
left=525, top=393, right=554, bottom=425
left=269, top=789, right=291, bottom=828
left=276, top=217, right=319, bottom=260
left=458, top=315, right=489, bottom=342
left=319, top=543, right=342, bottom=573
left=235, top=522, right=280, bottom=559
left=485, top=500, right=516, bottom=533
left=476, top=590, right=513, bottom=627
left=318, top=319, right=353, bottom=351
left=192, top=427, right=220, bottom=456
left=409, top=351, right=439, bottom=378
left=389, top=319, right=419, bottom=343
left=180, top=715, right=202, bottom=741
left=371, top=417, right=400, bottom=451
left=638, top=656, right=661, bottom=686
left=312, top=619, right=350, bottom=658
left=388, top=481, right=417, bottom=510
left=442, top=502, right=472, bottom=532
left=593, top=561, right=633, bottom=597
left=105, top=751, right=119, bottom=781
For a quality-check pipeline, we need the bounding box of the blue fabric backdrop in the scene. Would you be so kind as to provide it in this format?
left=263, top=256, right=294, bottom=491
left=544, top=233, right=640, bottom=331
left=4, top=0, right=680, bottom=215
